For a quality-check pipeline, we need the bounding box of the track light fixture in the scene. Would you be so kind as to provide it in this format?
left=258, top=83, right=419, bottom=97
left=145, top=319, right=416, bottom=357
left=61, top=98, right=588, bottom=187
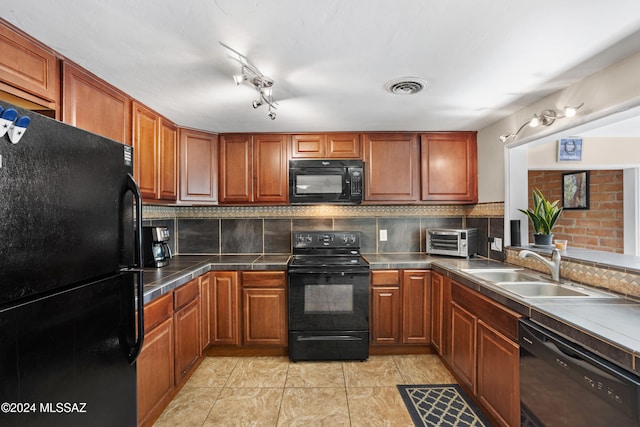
left=499, top=103, right=584, bottom=142
left=220, top=42, right=278, bottom=120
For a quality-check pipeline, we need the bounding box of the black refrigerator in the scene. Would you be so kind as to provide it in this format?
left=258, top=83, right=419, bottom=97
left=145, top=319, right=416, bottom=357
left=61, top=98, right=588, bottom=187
left=0, top=103, right=144, bottom=427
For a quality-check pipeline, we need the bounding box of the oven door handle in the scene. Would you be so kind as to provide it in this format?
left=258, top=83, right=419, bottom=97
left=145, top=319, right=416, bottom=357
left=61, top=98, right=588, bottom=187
left=296, top=335, right=364, bottom=341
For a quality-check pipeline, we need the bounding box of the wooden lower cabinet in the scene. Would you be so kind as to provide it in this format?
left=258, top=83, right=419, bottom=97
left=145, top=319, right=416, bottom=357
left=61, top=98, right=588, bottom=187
left=370, top=269, right=430, bottom=345
left=449, top=280, right=521, bottom=427
left=402, top=270, right=431, bottom=344
left=199, top=273, right=211, bottom=351
left=450, top=302, right=477, bottom=392
left=241, top=271, right=287, bottom=346
left=371, top=285, right=401, bottom=344
left=209, top=272, right=240, bottom=345
left=174, top=297, right=200, bottom=384
left=137, top=293, right=174, bottom=427
left=477, top=320, right=520, bottom=427
left=430, top=271, right=443, bottom=353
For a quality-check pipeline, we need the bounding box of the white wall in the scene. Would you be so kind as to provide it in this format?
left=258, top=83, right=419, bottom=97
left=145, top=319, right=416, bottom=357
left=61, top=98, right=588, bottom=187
left=527, top=137, right=640, bottom=169
left=476, top=50, right=640, bottom=203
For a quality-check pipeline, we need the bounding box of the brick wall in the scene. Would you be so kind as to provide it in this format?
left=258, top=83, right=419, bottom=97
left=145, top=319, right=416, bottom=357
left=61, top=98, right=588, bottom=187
left=527, top=170, right=624, bottom=253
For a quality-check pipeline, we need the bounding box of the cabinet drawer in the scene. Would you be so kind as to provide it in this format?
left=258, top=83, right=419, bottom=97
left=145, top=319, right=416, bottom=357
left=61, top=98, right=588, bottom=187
left=371, top=270, right=400, bottom=286
left=241, top=271, right=286, bottom=287
left=143, top=292, right=173, bottom=333
left=174, top=279, right=199, bottom=310
left=451, top=281, right=520, bottom=342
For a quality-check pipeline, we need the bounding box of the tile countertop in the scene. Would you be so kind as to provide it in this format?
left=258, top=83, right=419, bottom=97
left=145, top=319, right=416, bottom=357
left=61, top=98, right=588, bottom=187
left=143, top=254, right=640, bottom=376
left=142, top=254, right=291, bottom=304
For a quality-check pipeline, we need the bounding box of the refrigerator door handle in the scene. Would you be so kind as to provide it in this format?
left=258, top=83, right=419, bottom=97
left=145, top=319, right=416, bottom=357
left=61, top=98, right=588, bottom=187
left=125, top=172, right=144, bottom=363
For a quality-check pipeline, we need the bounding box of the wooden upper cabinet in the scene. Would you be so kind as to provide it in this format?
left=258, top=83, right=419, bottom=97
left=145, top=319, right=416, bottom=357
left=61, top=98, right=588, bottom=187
left=291, top=133, right=360, bottom=158
left=0, top=20, right=59, bottom=111
left=363, top=133, right=420, bottom=201
left=421, top=132, right=478, bottom=203
left=159, top=119, right=178, bottom=201
left=219, top=133, right=288, bottom=204
left=133, top=102, right=160, bottom=200
left=291, top=134, right=326, bottom=158
left=219, top=134, right=252, bottom=203
left=253, top=134, right=288, bottom=203
left=132, top=103, right=177, bottom=202
left=62, top=61, right=131, bottom=145
left=327, top=133, right=361, bottom=158
left=179, top=128, right=218, bottom=204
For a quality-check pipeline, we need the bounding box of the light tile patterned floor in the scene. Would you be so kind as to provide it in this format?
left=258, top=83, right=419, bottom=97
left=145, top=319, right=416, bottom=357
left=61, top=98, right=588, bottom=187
left=153, top=354, right=456, bottom=427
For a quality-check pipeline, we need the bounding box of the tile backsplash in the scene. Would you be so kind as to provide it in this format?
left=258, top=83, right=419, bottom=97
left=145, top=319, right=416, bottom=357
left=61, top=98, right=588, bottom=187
left=143, top=203, right=505, bottom=258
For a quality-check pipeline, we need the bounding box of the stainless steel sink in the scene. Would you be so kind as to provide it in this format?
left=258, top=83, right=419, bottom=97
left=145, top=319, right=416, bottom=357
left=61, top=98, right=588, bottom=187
left=461, top=269, right=540, bottom=283
left=496, top=282, right=617, bottom=298
left=497, top=282, right=587, bottom=298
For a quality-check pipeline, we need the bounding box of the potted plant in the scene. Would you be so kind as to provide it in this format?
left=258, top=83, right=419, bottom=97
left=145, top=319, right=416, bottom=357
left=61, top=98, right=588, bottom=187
left=518, top=188, right=563, bottom=246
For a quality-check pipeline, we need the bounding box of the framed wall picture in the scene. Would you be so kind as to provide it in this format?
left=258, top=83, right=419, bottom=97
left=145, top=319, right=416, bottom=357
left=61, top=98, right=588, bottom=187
left=558, top=138, right=583, bottom=161
left=562, top=171, right=589, bottom=209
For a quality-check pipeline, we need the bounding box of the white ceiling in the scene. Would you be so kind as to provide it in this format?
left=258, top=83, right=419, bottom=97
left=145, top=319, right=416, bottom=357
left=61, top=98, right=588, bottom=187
left=4, top=0, right=640, bottom=134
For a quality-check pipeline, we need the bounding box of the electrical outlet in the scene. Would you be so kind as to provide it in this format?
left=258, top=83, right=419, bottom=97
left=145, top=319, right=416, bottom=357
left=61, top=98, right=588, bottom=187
left=379, top=229, right=387, bottom=241
left=491, top=237, right=503, bottom=251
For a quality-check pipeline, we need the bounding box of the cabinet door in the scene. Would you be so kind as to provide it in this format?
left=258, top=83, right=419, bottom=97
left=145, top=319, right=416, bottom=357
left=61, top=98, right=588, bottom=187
left=421, top=132, right=478, bottom=203
left=242, top=288, right=287, bottom=345
left=363, top=133, right=419, bottom=201
left=0, top=21, right=59, bottom=109
left=327, top=133, right=361, bottom=158
left=174, top=298, right=200, bottom=384
left=371, top=286, right=401, bottom=345
left=402, top=270, right=431, bottom=344
left=209, top=272, right=240, bottom=345
left=219, top=134, right=252, bottom=202
left=199, top=273, right=211, bottom=351
left=179, top=128, right=218, bottom=203
left=133, top=102, right=159, bottom=200
left=477, top=320, right=520, bottom=427
left=137, top=316, right=174, bottom=426
left=291, top=134, right=326, bottom=158
left=159, top=119, right=178, bottom=201
left=441, top=276, right=453, bottom=364
left=253, top=134, right=288, bottom=203
left=450, top=302, right=476, bottom=393
left=430, top=272, right=443, bottom=354
left=62, top=61, right=131, bottom=145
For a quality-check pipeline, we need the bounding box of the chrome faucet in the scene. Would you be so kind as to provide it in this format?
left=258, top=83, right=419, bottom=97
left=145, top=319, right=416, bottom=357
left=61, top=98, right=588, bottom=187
left=518, top=249, right=561, bottom=281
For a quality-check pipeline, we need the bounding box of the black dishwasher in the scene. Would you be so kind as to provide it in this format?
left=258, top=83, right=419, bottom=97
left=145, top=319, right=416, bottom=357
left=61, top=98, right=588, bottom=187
left=519, top=319, right=640, bottom=426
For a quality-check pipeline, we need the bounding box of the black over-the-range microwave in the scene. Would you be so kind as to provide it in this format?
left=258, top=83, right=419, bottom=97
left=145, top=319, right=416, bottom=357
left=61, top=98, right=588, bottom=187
left=289, top=159, right=363, bottom=204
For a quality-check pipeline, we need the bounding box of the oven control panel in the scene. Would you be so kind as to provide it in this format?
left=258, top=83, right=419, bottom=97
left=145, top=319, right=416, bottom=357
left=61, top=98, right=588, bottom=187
left=293, top=231, right=360, bottom=249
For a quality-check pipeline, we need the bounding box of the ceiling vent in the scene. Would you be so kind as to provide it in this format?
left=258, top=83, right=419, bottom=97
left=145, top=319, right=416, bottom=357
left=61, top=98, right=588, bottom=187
left=385, top=77, right=428, bottom=95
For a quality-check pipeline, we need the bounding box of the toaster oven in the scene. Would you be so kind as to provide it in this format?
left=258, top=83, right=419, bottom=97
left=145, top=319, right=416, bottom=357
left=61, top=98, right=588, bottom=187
left=427, top=228, right=477, bottom=258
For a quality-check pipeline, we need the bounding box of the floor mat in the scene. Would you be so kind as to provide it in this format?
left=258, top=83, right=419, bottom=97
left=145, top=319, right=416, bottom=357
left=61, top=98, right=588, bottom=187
left=397, top=384, right=494, bottom=427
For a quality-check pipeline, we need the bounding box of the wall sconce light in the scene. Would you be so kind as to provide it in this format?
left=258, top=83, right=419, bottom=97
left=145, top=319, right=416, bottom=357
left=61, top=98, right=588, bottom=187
left=220, top=42, right=277, bottom=120
left=499, top=103, right=584, bottom=142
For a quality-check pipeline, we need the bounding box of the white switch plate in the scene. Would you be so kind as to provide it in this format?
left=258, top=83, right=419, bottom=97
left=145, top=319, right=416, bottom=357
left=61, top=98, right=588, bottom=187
left=379, top=229, right=387, bottom=241
left=491, top=237, right=502, bottom=251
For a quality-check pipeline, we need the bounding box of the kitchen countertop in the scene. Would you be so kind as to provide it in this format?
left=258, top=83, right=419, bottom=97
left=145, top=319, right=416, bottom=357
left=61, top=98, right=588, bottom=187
left=144, top=253, right=640, bottom=376
left=142, top=254, right=290, bottom=303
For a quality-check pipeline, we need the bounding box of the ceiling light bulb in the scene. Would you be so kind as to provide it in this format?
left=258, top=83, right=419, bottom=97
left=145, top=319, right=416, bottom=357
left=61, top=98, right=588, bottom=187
left=268, top=111, right=276, bottom=120
left=252, top=100, right=263, bottom=109
left=233, top=74, right=245, bottom=85
left=564, top=106, right=577, bottom=117
left=529, top=116, right=540, bottom=127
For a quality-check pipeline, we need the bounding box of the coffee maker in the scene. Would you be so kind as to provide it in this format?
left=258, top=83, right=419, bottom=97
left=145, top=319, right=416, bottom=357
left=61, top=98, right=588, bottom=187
left=142, top=226, right=172, bottom=267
